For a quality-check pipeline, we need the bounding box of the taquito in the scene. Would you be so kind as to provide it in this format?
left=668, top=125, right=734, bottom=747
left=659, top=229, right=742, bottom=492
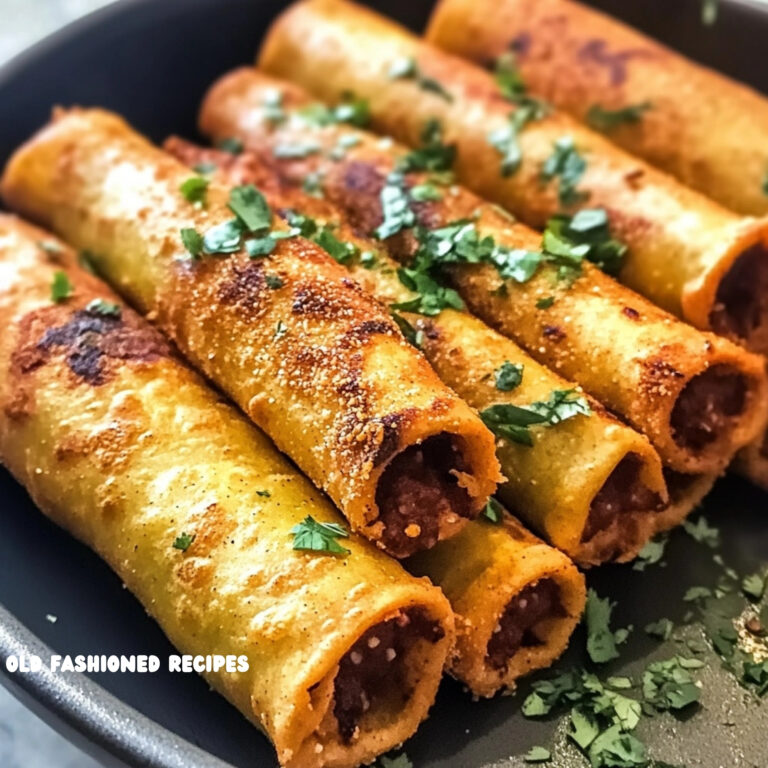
left=165, top=136, right=668, bottom=566
left=409, top=514, right=586, bottom=698
left=428, top=0, right=768, bottom=217
left=258, top=0, right=768, bottom=355
left=0, top=213, right=455, bottom=768
left=735, top=436, right=768, bottom=492
left=197, top=68, right=768, bottom=476
left=0, top=108, right=503, bottom=559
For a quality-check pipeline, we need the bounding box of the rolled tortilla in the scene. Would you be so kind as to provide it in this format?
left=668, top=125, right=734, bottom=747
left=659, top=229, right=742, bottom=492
left=409, top=514, right=586, bottom=698
left=258, top=0, right=768, bottom=355
left=427, top=0, right=768, bottom=218
left=197, top=68, right=768, bottom=476
left=165, top=136, right=669, bottom=567
left=0, top=213, right=454, bottom=768
left=734, top=435, right=768, bottom=492
left=0, top=108, right=503, bottom=559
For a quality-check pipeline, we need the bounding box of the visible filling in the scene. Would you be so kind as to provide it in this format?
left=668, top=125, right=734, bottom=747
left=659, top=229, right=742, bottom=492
left=583, top=453, right=664, bottom=542
left=333, top=608, right=444, bottom=743
left=486, top=580, right=564, bottom=670
left=710, top=245, right=768, bottom=349
left=663, top=468, right=697, bottom=503
left=375, top=434, right=472, bottom=557
left=670, top=365, right=747, bottom=451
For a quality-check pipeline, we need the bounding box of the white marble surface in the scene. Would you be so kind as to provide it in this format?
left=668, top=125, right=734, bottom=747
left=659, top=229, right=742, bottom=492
left=0, top=4, right=115, bottom=766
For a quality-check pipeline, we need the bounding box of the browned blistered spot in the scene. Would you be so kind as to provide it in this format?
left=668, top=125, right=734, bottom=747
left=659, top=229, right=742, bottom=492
left=10, top=305, right=170, bottom=389
left=510, top=31, right=532, bottom=56
left=3, top=388, right=35, bottom=421
left=188, top=502, right=237, bottom=557
left=543, top=324, right=566, bottom=341
left=638, top=355, right=685, bottom=399
left=175, top=558, right=214, bottom=590
left=217, top=260, right=269, bottom=311
left=623, top=306, right=640, bottom=320
left=577, top=39, right=655, bottom=86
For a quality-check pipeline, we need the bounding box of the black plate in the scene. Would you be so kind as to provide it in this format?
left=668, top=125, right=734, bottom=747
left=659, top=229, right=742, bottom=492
left=1, top=1, right=767, bottom=766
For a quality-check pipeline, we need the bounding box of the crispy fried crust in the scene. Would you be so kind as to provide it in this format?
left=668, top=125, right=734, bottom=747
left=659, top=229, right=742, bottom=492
left=196, top=67, right=768, bottom=475
left=0, top=108, right=503, bottom=557
left=167, top=137, right=669, bottom=566
left=428, top=0, right=768, bottom=217
left=257, top=0, right=768, bottom=355
left=0, top=214, right=454, bottom=768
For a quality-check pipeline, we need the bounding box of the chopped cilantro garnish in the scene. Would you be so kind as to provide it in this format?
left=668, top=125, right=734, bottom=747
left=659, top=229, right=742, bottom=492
left=536, top=296, right=555, bottom=309
left=524, top=746, right=551, bottom=763
left=409, top=183, right=443, bottom=202
left=645, top=618, right=674, bottom=641
left=541, top=136, right=588, bottom=206
left=360, top=250, right=377, bottom=268
left=302, top=171, right=325, bottom=198
left=702, top=0, right=718, bottom=25
left=313, top=227, right=359, bottom=264
left=37, top=239, right=62, bottom=256
left=51, top=270, right=73, bottom=303
left=482, top=497, right=504, bottom=524
left=84, top=298, right=121, bottom=318
left=633, top=534, right=668, bottom=571
left=398, top=119, right=456, bottom=173
left=256, top=489, right=271, bottom=498
left=742, top=572, right=766, bottom=600
left=585, top=589, right=624, bottom=664
left=265, top=274, right=284, bottom=289
left=642, top=657, right=702, bottom=712
left=172, top=532, right=195, bottom=551
left=273, top=320, right=288, bottom=340
left=273, top=141, right=321, bottom=159
left=494, top=360, right=524, bottom=391
left=216, top=137, right=243, bottom=155
left=543, top=209, right=627, bottom=277
left=683, top=586, right=713, bottom=602
left=387, top=56, right=452, bottom=101
left=392, top=267, right=465, bottom=315
left=261, top=87, right=285, bottom=124
left=299, top=95, right=370, bottom=128
left=78, top=250, right=98, bottom=274
left=228, top=184, right=272, bottom=231
left=291, top=515, right=350, bottom=556
left=329, top=133, right=362, bottom=160
left=390, top=309, right=424, bottom=349
left=683, top=515, right=720, bottom=548
left=375, top=173, right=417, bottom=239
left=378, top=753, right=413, bottom=768
left=488, top=99, right=547, bottom=177
left=202, top=219, right=244, bottom=254
left=179, top=176, right=209, bottom=208
left=245, top=236, right=278, bottom=258
left=480, top=389, right=590, bottom=445
left=587, top=102, right=652, bottom=132
left=192, top=161, right=217, bottom=175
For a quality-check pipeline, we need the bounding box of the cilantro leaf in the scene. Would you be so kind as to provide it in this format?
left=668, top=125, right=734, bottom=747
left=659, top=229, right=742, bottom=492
left=645, top=618, right=674, bottom=641
left=274, top=141, right=322, bottom=159
left=702, top=0, right=718, bottom=25
left=540, top=136, right=588, bottom=206
left=494, top=361, right=524, bottom=391
left=398, top=119, right=456, bottom=173
left=536, top=296, right=555, bottom=309
left=393, top=267, right=465, bottom=315
left=261, top=87, right=285, bottom=124
left=527, top=389, right=591, bottom=424
left=51, top=270, right=73, bottom=303
left=585, top=589, right=622, bottom=664
left=642, top=657, right=701, bottom=712
left=180, top=227, right=204, bottom=258
left=482, top=497, right=504, bottom=524
left=378, top=754, right=413, bottom=768
left=173, top=532, right=195, bottom=551
left=683, top=516, right=720, bottom=548
left=410, top=182, right=443, bottom=202
left=291, top=515, right=350, bottom=556
left=179, top=176, right=209, bottom=207
left=742, top=572, right=766, bottom=600
left=633, top=535, right=668, bottom=572
left=375, top=173, right=417, bottom=239
left=389, top=308, right=424, bottom=349
left=587, top=102, right=652, bottom=132
left=216, top=137, right=243, bottom=155
left=524, top=746, right=551, bottom=763
left=228, top=185, right=272, bottom=232
left=202, top=219, right=244, bottom=254
left=488, top=100, right=547, bottom=177
left=84, top=298, right=121, bottom=318
left=313, top=227, right=359, bottom=264
left=387, top=57, right=452, bottom=101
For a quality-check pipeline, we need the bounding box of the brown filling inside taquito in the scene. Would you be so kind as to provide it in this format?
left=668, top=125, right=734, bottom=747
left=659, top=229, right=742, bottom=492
left=583, top=453, right=664, bottom=544
left=670, top=364, right=747, bottom=451
left=485, top=579, right=564, bottom=670
left=663, top=467, right=699, bottom=501
left=710, top=245, right=768, bottom=351
left=375, top=433, right=473, bottom=557
left=332, top=607, right=445, bottom=743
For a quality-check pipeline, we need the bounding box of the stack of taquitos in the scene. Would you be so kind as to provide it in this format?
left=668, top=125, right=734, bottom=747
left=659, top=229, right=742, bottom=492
left=0, top=213, right=455, bottom=768
left=0, top=212, right=585, bottom=702
left=426, top=0, right=768, bottom=494
left=195, top=68, right=767, bottom=485
left=0, top=108, right=502, bottom=559
left=257, top=0, right=768, bottom=357
left=426, top=0, right=768, bottom=218
left=165, top=135, right=693, bottom=571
